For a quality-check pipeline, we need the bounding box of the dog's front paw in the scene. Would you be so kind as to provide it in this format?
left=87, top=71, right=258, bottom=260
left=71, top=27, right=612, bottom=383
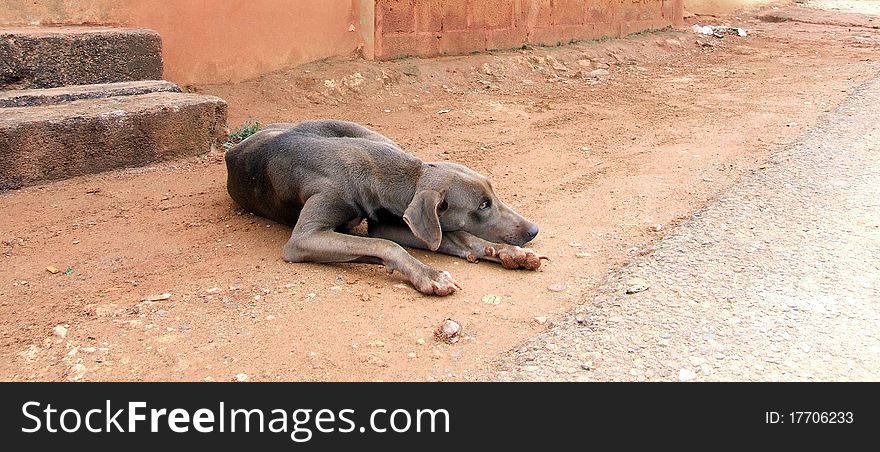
left=485, top=246, right=549, bottom=270
left=413, top=269, right=462, bottom=296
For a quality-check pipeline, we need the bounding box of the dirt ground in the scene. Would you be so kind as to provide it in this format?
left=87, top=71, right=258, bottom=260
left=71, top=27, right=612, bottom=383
left=1, top=2, right=878, bottom=381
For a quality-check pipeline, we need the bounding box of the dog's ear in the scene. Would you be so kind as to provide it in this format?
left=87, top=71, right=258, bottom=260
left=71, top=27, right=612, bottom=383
left=403, top=189, right=445, bottom=251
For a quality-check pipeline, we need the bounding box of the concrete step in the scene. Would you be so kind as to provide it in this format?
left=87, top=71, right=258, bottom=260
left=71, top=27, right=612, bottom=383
left=0, top=26, right=163, bottom=90
left=0, top=80, right=181, bottom=108
left=0, top=92, right=227, bottom=190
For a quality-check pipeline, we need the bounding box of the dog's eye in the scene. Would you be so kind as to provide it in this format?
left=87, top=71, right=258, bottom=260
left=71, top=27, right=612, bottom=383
left=439, top=200, right=448, bottom=211
left=478, top=200, right=491, bottom=211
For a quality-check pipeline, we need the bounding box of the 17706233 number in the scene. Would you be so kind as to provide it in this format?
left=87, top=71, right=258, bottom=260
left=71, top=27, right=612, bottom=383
left=765, top=411, right=854, bottom=424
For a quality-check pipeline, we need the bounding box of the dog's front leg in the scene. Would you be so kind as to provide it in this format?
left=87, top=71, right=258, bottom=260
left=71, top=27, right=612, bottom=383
left=369, top=223, right=548, bottom=270
left=282, top=196, right=461, bottom=296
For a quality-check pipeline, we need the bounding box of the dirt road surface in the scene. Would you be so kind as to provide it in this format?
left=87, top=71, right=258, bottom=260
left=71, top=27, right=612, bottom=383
left=1, top=2, right=878, bottom=381
left=497, top=69, right=880, bottom=382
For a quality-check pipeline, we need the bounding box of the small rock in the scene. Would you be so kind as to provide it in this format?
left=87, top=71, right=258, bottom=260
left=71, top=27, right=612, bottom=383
left=568, top=242, right=582, bottom=247
left=147, top=293, right=172, bottom=301
left=221, top=296, right=238, bottom=308
left=434, top=319, right=462, bottom=344
left=679, top=368, right=697, bottom=382
left=407, top=352, right=417, bottom=359
left=590, top=68, right=609, bottom=77
left=689, top=356, right=706, bottom=366
left=157, top=310, right=169, bottom=317
left=625, top=277, right=650, bottom=294
left=52, top=325, right=68, bottom=338
left=19, top=345, right=39, bottom=362
left=534, top=316, right=549, bottom=325
left=547, top=283, right=567, bottom=292
left=68, top=363, right=86, bottom=381
left=575, top=252, right=591, bottom=258
left=235, top=373, right=249, bottom=382
left=580, top=362, right=594, bottom=370
left=482, top=294, right=502, bottom=305
left=416, top=338, right=426, bottom=345
left=80, top=347, right=96, bottom=353
left=46, top=266, right=60, bottom=274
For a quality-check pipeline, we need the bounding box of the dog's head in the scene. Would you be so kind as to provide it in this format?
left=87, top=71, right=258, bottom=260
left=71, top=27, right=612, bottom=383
left=403, top=162, right=539, bottom=251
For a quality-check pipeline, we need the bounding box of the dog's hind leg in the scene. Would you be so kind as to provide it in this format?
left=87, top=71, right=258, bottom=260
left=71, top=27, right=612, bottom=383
left=282, top=195, right=461, bottom=296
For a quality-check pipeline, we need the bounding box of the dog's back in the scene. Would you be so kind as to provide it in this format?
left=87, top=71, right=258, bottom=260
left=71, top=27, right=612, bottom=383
left=225, top=120, right=419, bottom=227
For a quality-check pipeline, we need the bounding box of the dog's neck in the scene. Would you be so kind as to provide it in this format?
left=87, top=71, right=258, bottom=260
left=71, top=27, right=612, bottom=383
left=368, top=156, right=425, bottom=218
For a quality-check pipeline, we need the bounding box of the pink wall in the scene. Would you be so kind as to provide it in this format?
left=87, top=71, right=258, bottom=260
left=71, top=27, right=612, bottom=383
left=1, top=1, right=683, bottom=85
left=0, top=0, right=368, bottom=85
left=376, top=0, right=684, bottom=59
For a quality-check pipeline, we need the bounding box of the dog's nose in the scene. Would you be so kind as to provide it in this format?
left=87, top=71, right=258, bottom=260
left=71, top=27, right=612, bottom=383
left=527, top=224, right=539, bottom=239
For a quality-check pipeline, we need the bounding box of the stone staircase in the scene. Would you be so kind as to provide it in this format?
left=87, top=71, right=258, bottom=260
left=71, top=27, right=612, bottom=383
left=0, top=26, right=228, bottom=190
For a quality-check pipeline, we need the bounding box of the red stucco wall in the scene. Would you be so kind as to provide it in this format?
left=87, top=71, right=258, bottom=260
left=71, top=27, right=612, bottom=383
left=0, top=1, right=683, bottom=85
left=0, top=0, right=368, bottom=85
left=375, top=0, right=684, bottom=59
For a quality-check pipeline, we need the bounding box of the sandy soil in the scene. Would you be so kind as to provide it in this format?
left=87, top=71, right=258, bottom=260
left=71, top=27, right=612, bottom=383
left=497, top=69, right=880, bottom=382
left=1, top=3, right=878, bottom=381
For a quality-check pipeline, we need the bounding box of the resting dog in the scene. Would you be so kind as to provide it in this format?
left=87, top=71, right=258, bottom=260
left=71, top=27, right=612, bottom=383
left=225, top=120, right=546, bottom=296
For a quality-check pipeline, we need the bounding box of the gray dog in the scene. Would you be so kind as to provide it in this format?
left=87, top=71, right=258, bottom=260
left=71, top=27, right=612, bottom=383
left=225, top=120, right=546, bottom=296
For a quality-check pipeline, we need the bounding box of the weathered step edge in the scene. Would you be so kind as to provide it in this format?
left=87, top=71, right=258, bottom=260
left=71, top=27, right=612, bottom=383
left=0, top=80, right=182, bottom=108
left=0, top=92, right=228, bottom=190
left=0, top=26, right=163, bottom=90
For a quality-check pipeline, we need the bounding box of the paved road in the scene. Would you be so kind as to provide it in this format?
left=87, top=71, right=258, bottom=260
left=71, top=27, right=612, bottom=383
left=496, top=74, right=880, bottom=382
